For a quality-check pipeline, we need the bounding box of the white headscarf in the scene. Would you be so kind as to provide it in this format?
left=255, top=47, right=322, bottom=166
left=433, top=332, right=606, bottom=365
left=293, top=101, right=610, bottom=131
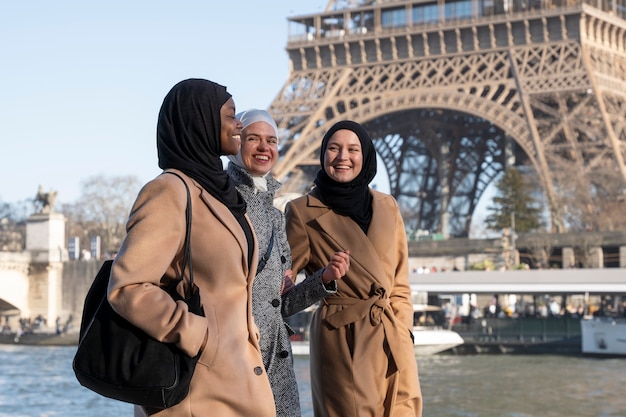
left=228, top=109, right=279, bottom=192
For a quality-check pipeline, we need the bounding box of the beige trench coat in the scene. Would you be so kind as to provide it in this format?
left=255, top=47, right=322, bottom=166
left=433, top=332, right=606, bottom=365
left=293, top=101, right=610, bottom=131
left=285, top=188, right=422, bottom=417
left=108, top=170, right=276, bottom=417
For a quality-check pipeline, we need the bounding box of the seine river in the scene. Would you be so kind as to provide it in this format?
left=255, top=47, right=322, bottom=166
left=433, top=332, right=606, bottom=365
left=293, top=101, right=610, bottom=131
left=1, top=344, right=625, bottom=417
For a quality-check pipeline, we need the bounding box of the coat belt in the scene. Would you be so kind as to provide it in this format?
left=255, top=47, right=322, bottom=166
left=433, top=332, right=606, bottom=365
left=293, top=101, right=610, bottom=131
left=322, top=284, right=413, bottom=371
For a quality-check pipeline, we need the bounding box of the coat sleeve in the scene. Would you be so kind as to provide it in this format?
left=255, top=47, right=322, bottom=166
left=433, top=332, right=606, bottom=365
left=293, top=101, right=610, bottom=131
left=108, top=174, right=207, bottom=357
left=281, top=269, right=335, bottom=317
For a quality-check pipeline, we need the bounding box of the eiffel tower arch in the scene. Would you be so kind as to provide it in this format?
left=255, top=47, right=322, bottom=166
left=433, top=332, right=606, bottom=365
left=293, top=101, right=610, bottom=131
left=269, top=0, right=626, bottom=237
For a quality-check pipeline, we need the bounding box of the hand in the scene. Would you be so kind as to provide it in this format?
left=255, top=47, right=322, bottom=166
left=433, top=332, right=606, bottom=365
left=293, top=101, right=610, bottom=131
left=322, top=250, right=350, bottom=283
left=281, top=269, right=295, bottom=295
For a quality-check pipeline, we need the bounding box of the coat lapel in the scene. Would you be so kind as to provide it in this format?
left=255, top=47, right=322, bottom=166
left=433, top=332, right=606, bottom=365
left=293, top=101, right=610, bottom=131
left=309, top=191, right=388, bottom=284
left=366, top=192, right=397, bottom=262
left=197, top=186, right=257, bottom=278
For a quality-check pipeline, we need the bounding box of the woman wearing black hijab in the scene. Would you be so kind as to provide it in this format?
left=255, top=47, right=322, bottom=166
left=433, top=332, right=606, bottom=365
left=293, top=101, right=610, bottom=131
left=108, top=79, right=276, bottom=417
left=285, top=120, right=423, bottom=417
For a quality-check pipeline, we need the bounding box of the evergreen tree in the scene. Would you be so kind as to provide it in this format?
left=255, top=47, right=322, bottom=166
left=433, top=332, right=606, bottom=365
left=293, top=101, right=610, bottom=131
left=485, top=167, right=543, bottom=233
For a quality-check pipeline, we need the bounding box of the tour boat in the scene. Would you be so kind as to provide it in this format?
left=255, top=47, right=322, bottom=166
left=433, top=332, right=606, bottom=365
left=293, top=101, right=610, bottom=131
left=411, top=304, right=465, bottom=355
left=287, top=304, right=464, bottom=356
left=580, top=315, right=626, bottom=356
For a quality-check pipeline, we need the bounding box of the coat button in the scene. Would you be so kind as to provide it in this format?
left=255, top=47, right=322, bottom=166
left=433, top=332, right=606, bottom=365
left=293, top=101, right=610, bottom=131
left=281, top=256, right=286, bottom=263
left=279, top=350, right=289, bottom=359
left=271, top=299, right=280, bottom=308
left=254, top=366, right=263, bottom=375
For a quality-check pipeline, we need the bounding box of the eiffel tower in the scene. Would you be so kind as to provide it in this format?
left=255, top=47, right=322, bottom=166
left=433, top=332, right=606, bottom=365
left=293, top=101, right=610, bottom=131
left=268, top=0, right=626, bottom=238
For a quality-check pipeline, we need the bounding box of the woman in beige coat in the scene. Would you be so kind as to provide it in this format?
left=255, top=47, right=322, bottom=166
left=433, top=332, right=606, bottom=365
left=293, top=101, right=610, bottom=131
left=285, top=120, right=423, bottom=417
left=108, top=79, right=275, bottom=417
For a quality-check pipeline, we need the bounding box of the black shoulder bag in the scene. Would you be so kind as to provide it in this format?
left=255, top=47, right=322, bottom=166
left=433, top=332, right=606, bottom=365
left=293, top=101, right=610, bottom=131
left=72, top=172, right=204, bottom=409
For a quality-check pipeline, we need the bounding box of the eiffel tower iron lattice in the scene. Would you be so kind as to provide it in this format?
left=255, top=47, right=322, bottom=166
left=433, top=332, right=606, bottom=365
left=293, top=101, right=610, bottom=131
left=268, top=0, right=626, bottom=238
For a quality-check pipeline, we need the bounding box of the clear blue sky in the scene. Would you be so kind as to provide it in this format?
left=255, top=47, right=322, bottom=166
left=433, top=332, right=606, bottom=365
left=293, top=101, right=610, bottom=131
left=1, top=1, right=329, bottom=204
left=1, top=0, right=495, bottom=237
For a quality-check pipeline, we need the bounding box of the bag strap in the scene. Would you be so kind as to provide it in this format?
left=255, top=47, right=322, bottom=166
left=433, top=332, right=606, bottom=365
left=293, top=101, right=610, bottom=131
left=163, top=171, right=193, bottom=300
left=256, top=229, right=275, bottom=275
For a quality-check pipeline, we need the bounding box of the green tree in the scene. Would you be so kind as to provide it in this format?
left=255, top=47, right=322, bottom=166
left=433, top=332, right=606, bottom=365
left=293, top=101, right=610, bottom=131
left=485, top=167, right=543, bottom=233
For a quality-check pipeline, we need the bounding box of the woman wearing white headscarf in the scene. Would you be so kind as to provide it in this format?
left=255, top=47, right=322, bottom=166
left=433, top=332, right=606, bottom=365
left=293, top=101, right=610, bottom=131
left=226, top=109, right=350, bottom=417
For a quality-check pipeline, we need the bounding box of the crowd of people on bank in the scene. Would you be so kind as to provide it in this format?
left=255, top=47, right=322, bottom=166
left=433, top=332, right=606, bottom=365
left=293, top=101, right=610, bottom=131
left=2, top=315, right=47, bottom=335
left=2, top=314, right=74, bottom=340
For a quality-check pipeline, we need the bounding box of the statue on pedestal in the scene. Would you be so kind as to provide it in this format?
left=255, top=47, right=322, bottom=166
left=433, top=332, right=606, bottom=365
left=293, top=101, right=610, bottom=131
left=34, top=185, right=58, bottom=214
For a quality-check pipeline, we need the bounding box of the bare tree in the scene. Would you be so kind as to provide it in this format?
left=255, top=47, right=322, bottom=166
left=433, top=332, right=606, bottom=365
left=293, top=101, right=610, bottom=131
left=62, top=175, right=141, bottom=257
left=524, top=232, right=554, bottom=269
left=0, top=200, right=29, bottom=251
left=553, top=163, right=626, bottom=232
left=573, top=234, right=604, bottom=268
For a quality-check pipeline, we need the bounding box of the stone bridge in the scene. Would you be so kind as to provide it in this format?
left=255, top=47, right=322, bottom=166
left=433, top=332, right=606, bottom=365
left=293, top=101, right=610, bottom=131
left=0, top=252, right=32, bottom=318
left=0, top=212, right=70, bottom=332
left=0, top=251, right=100, bottom=332
left=0, top=251, right=68, bottom=332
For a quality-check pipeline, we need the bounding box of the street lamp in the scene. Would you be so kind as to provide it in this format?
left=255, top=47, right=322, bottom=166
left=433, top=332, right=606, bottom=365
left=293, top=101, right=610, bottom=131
left=510, top=211, right=517, bottom=266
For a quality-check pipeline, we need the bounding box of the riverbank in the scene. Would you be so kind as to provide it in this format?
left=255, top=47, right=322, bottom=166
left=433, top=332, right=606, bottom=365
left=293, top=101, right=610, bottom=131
left=0, top=331, right=79, bottom=346
left=0, top=316, right=592, bottom=357
left=0, top=330, right=583, bottom=356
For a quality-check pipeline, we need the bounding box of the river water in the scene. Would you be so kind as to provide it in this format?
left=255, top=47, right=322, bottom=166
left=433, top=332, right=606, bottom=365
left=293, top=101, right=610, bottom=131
left=1, top=344, right=624, bottom=417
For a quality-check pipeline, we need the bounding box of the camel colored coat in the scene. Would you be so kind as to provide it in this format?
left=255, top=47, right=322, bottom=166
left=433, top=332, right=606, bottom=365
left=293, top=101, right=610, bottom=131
left=108, top=171, right=275, bottom=417
left=285, top=188, right=422, bottom=417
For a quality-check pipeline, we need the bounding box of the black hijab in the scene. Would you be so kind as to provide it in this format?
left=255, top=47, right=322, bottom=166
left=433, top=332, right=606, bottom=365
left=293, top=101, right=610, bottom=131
left=157, top=78, right=246, bottom=218
left=314, top=120, right=377, bottom=233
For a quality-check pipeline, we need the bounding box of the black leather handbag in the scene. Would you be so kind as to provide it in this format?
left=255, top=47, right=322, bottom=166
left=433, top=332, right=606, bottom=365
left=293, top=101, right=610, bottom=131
left=72, top=172, right=204, bottom=409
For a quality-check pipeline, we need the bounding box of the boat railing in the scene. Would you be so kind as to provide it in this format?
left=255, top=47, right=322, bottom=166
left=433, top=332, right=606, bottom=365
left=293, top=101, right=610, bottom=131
left=452, top=316, right=582, bottom=343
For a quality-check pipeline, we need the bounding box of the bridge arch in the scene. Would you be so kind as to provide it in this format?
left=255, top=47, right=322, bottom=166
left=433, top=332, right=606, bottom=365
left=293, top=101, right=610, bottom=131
left=0, top=262, right=31, bottom=319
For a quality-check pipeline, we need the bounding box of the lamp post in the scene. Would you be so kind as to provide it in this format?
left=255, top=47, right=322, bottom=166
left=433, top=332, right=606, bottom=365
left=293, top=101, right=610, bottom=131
left=510, top=211, right=516, bottom=266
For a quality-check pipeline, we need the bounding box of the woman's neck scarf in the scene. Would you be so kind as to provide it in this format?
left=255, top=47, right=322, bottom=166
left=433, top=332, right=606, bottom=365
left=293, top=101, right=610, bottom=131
left=314, top=120, right=377, bottom=234
left=156, top=78, right=246, bottom=218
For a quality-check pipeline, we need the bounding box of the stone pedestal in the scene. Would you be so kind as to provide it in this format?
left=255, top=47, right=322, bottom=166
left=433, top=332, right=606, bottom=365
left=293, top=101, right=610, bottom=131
left=26, top=212, right=68, bottom=263
left=562, top=247, right=575, bottom=268
left=589, top=247, right=604, bottom=269
left=620, top=246, right=626, bottom=268
left=24, top=212, right=67, bottom=327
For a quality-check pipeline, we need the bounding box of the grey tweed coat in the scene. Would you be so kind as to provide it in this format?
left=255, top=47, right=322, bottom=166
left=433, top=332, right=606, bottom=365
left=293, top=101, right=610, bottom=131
left=228, top=163, right=335, bottom=417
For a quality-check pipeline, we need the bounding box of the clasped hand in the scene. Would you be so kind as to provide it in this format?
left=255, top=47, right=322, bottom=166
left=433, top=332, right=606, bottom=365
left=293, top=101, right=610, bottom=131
left=322, top=250, right=350, bottom=284
left=281, top=250, right=350, bottom=295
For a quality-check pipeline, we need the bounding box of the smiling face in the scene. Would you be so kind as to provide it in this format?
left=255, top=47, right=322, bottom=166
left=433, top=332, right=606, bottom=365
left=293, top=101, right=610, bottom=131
left=219, top=98, right=242, bottom=155
left=323, top=129, right=363, bottom=183
left=240, top=121, right=279, bottom=176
